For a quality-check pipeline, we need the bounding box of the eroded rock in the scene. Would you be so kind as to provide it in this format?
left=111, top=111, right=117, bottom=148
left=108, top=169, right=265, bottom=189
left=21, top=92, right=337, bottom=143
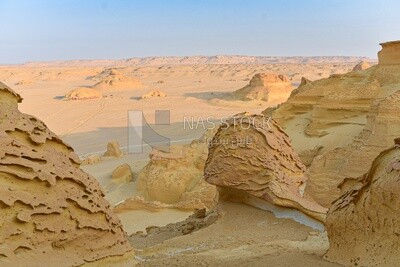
left=204, top=113, right=327, bottom=222
left=0, top=82, right=131, bottom=266
left=325, top=141, right=400, bottom=266
left=232, top=73, right=293, bottom=102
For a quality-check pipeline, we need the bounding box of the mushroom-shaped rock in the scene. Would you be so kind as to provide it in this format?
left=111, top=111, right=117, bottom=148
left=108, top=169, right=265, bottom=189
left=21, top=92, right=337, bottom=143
left=112, top=163, right=133, bottom=183
left=0, top=82, right=131, bottom=266
left=103, top=141, right=123, bottom=158
left=326, top=141, right=400, bottom=266
left=204, top=113, right=327, bottom=222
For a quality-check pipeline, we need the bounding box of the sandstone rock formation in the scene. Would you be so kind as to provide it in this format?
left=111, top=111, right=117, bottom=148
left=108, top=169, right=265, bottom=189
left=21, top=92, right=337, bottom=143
left=103, top=141, right=123, bottom=158
left=325, top=141, right=400, bottom=266
left=352, top=60, right=371, bottom=71
left=65, top=87, right=102, bottom=100
left=378, top=40, right=400, bottom=65
left=0, top=82, right=131, bottom=266
left=112, top=163, right=133, bottom=183
left=204, top=113, right=327, bottom=222
left=271, top=41, right=400, bottom=207
left=137, top=140, right=218, bottom=210
left=93, top=69, right=142, bottom=91
left=141, top=89, right=167, bottom=99
left=232, top=73, right=293, bottom=102
left=81, top=154, right=102, bottom=165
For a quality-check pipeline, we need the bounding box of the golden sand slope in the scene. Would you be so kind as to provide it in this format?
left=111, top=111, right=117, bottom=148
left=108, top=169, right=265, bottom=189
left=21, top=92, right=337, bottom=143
left=325, top=140, right=400, bottom=266
left=204, top=113, right=327, bottom=222
left=0, top=82, right=131, bottom=266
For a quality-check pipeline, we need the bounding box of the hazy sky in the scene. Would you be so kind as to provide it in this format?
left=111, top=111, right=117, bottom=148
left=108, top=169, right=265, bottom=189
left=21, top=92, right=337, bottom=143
left=0, top=0, right=399, bottom=63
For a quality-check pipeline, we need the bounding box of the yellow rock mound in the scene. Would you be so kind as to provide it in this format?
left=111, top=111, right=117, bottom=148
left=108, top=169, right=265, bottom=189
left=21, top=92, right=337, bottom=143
left=232, top=73, right=293, bottom=102
left=93, top=69, right=142, bottom=91
left=103, top=141, right=123, bottom=158
left=137, top=141, right=218, bottom=210
left=65, top=87, right=102, bottom=100
left=112, top=164, right=133, bottom=183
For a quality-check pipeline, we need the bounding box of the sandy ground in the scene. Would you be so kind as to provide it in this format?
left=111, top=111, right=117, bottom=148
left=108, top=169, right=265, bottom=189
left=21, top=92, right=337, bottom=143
left=132, top=202, right=340, bottom=266
left=0, top=58, right=361, bottom=266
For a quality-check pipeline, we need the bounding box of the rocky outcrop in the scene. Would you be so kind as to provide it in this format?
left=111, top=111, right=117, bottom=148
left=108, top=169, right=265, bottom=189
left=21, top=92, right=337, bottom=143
left=232, top=73, right=293, bottom=102
left=112, top=163, right=133, bottom=183
left=137, top=138, right=218, bottom=210
left=325, top=141, right=400, bottom=266
left=352, top=61, right=371, bottom=71
left=103, top=141, right=123, bottom=158
left=141, top=90, right=167, bottom=99
left=378, top=40, right=400, bottom=65
left=0, top=82, right=131, bottom=266
left=204, top=113, right=327, bottom=222
left=65, top=87, right=102, bottom=100
left=93, top=69, right=142, bottom=91
left=271, top=41, right=400, bottom=207
left=306, top=90, right=400, bottom=206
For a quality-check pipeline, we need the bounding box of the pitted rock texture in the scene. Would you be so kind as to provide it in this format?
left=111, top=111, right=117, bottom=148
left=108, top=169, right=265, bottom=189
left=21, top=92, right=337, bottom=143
left=232, top=73, right=293, bottom=102
left=325, top=142, right=400, bottom=266
left=204, top=113, right=327, bottom=222
left=0, top=82, right=131, bottom=266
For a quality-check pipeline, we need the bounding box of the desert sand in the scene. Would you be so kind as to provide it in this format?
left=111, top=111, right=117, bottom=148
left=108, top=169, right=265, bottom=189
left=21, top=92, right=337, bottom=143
left=3, top=45, right=400, bottom=267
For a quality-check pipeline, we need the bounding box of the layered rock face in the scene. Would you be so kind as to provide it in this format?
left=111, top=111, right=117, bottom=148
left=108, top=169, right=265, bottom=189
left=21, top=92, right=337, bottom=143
left=232, top=73, right=293, bottom=102
left=0, top=82, right=131, bottom=266
left=378, top=40, right=400, bottom=65
left=271, top=41, right=400, bottom=207
left=325, top=142, right=400, bottom=266
left=204, top=113, right=326, bottom=222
